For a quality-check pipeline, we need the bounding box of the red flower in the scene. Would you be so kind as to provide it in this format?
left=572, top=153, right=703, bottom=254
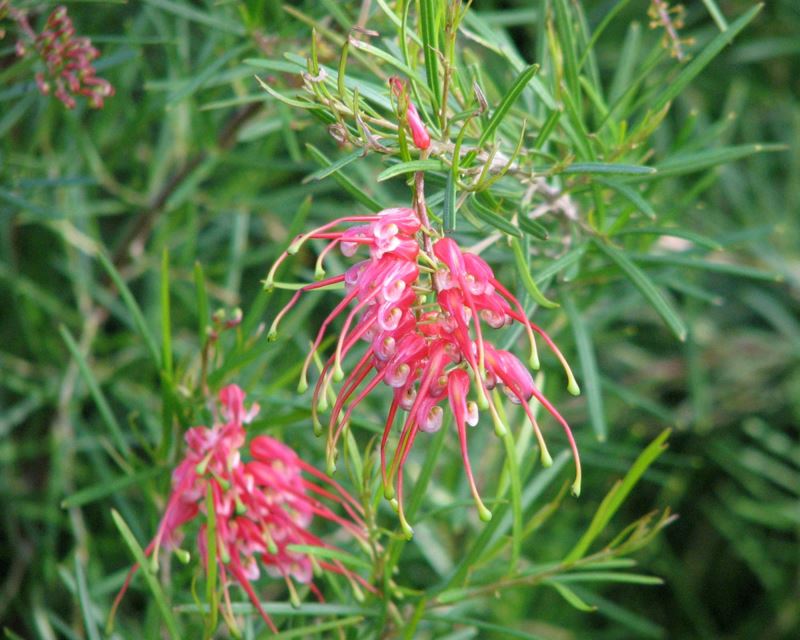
left=111, top=385, right=371, bottom=633
left=267, top=207, right=582, bottom=538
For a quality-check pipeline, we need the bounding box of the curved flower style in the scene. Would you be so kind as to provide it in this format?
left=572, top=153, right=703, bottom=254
left=266, top=206, right=582, bottom=538
left=111, top=385, right=371, bottom=633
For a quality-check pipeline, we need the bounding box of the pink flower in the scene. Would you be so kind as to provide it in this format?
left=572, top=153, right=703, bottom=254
left=8, top=4, right=114, bottom=109
left=389, top=76, right=431, bottom=150
left=111, top=385, right=371, bottom=634
left=267, top=207, right=582, bottom=538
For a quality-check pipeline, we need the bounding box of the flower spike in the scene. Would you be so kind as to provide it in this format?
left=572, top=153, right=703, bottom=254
left=110, top=385, right=372, bottom=634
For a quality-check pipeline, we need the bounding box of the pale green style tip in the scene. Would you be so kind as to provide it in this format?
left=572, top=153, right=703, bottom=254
left=332, top=363, right=345, bottom=382
left=493, top=418, right=507, bottom=437
left=316, top=395, right=329, bottom=412
left=314, top=265, right=326, bottom=280
left=477, top=504, right=493, bottom=522
left=297, top=377, right=308, bottom=393
left=174, top=548, right=190, bottom=564
left=567, top=378, right=581, bottom=396
left=312, top=419, right=323, bottom=437
left=401, top=521, right=414, bottom=540
left=263, top=277, right=274, bottom=292
left=529, top=352, right=540, bottom=370
left=326, top=459, right=336, bottom=475
left=571, top=477, right=582, bottom=497
left=267, top=329, right=278, bottom=342
left=540, top=447, right=553, bottom=468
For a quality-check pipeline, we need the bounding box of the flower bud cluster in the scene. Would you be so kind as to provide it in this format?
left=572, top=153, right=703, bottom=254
left=112, top=385, right=370, bottom=632
left=267, top=207, right=581, bottom=537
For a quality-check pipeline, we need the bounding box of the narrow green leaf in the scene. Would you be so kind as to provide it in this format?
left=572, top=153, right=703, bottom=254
left=74, top=555, right=102, bottom=640
left=569, top=587, right=665, bottom=639
left=532, top=107, right=563, bottom=150
left=176, top=602, right=371, bottom=617
left=651, top=4, right=763, bottom=114
left=244, top=58, right=300, bottom=74
left=419, top=0, right=442, bottom=112
left=254, top=76, right=318, bottom=109
left=561, top=293, right=606, bottom=442
left=0, top=187, right=69, bottom=220
left=595, top=178, right=656, bottom=220
left=470, top=64, right=540, bottom=160
left=554, top=571, right=663, bottom=585
left=631, top=254, right=782, bottom=282
left=565, top=429, right=671, bottom=561
left=143, top=0, right=245, bottom=35
left=534, top=246, right=587, bottom=284
left=616, top=227, right=722, bottom=251
left=652, top=143, right=786, bottom=178
left=701, top=0, right=729, bottom=31
left=111, top=510, right=181, bottom=639
left=62, top=468, right=162, bottom=508
left=593, top=239, right=688, bottom=341
left=204, top=487, right=219, bottom=634
left=577, top=0, right=635, bottom=72
left=96, top=251, right=161, bottom=366
left=501, top=427, right=523, bottom=570
left=553, top=0, right=580, bottom=99
left=377, top=159, right=443, bottom=182
left=302, top=149, right=362, bottom=183
left=546, top=580, right=597, bottom=611
left=510, top=238, right=559, bottom=308
left=59, top=325, right=130, bottom=455
left=562, top=162, right=656, bottom=176
left=194, top=262, right=209, bottom=343
left=160, top=248, right=173, bottom=377
left=428, top=613, right=549, bottom=640
left=517, top=215, right=550, bottom=240
left=306, top=144, right=382, bottom=210
left=469, top=197, right=521, bottom=237
left=167, top=45, right=249, bottom=105
left=443, top=170, right=457, bottom=232
left=259, top=615, right=363, bottom=640
left=286, top=544, right=372, bottom=571
left=347, top=39, right=428, bottom=93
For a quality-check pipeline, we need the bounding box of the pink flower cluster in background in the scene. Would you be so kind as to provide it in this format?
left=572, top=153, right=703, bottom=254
left=112, top=385, right=371, bottom=631
left=5, top=3, right=113, bottom=108
left=266, top=207, right=581, bottom=537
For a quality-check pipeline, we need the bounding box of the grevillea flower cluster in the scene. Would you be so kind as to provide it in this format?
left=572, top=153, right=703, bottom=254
left=265, top=206, right=582, bottom=537
left=112, top=385, right=371, bottom=632
left=5, top=4, right=113, bottom=108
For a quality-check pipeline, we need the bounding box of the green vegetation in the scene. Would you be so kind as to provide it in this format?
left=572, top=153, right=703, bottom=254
left=1, top=1, right=797, bottom=638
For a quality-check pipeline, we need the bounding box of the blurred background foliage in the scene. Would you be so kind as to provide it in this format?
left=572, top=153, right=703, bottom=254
left=0, top=0, right=797, bottom=638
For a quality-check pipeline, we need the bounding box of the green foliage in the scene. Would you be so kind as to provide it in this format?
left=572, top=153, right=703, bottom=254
left=0, top=0, right=797, bottom=639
